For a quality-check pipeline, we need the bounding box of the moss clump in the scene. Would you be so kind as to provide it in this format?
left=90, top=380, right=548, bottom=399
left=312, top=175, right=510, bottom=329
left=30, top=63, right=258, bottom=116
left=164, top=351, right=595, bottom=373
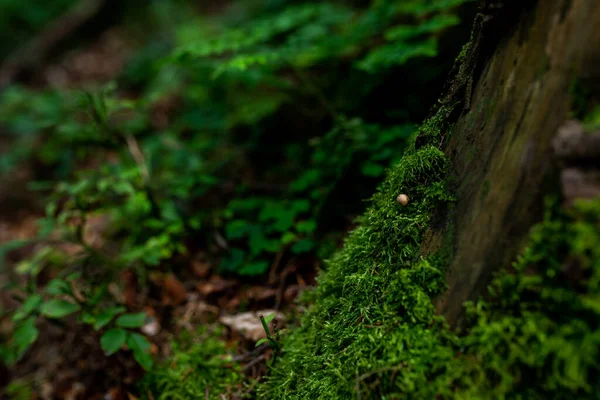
left=256, top=79, right=600, bottom=397
left=138, top=327, right=244, bottom=400
left=452, top=198, right=600, bottom=399
left=258, top=107, right=459, bottom=399
left=260, top=178, right=600, bottom=399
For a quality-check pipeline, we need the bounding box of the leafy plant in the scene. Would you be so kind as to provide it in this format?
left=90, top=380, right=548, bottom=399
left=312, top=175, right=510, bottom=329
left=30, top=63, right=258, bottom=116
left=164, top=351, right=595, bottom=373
left=256, top=313, right=284, bottom=366
left=1, top=270, right=153, bottom=369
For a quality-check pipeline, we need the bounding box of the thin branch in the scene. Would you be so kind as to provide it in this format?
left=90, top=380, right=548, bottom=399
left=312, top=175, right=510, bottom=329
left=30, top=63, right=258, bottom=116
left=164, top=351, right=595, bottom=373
left=125, top=134, right=150, bottom=183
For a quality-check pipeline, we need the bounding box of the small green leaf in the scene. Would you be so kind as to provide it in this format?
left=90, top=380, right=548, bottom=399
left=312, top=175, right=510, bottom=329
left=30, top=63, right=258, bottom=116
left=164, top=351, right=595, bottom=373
left=281, top=231, right=297, bottom=244
left=225, top=220, right=250, bottom=239
left=81, top=311, right=95, bottom=325
left=100, top=328, right=127, bottom=356
left=66, top=272, right=82, bottom=281
left=40, top=299, right=80, bottom=319
left=93, top=306, right=127, bottom=330
left=14, top=317, right=39, bottom=358
left=296, top=220, right=317, bottom=233
left=13, top=294, right=42, bottom=321
left=263, top=313, right=276, bottom=325
left=115, top=312, right=147, bottom=328
left=238, top=260, right=269, bottom=276
left=291, top=239, right=314, bottom=254
left=127, top=332, right=153, bottom=370
left=126, top=331, right=151, bottom=352
left=45, top=279, right=72, bottom=295
left=88, top=285, right=108, bottom=306
left=255, top=338, right=269, bottom=347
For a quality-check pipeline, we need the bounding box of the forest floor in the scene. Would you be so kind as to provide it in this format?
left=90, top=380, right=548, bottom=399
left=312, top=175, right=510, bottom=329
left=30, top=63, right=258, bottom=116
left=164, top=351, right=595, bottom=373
left=0, top=20, right=327, bottom=399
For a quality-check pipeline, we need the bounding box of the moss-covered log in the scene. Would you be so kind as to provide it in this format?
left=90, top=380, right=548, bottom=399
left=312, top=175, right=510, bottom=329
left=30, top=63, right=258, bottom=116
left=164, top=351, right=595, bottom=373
left=259, top=0, right=600, bottom=398
left=429, top=0, right=600, bottom=327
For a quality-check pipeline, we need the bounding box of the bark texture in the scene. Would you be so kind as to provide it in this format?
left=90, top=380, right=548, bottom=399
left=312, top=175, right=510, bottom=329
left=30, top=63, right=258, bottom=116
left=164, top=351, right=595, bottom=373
left=426, top=0, right=600, bottom=326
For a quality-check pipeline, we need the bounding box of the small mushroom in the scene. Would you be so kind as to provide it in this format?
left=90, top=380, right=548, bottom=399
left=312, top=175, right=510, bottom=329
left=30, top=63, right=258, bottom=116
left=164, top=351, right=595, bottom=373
left=396, top=194, right=409, bottom=206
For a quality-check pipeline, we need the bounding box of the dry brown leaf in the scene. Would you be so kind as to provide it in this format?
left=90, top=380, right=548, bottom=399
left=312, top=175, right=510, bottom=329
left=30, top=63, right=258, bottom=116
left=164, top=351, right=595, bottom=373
left=163, top=273, right=187, bottom=305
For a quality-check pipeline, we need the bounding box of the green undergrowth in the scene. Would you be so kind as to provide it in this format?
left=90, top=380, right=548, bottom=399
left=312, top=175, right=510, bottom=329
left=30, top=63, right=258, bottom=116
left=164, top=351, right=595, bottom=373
left=0, top=0, right=475, bottom=376
left=138, top=327, right=244, bottom=400
left=453, top=198, right=600, bottom=399
left=0, top=0, right=76, bottom=58
left=258, top=100, right=600, bottom=398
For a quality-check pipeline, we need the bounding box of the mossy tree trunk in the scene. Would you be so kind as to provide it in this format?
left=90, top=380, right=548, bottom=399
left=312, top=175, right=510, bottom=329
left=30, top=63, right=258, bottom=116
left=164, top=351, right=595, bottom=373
left=260, top=1, right=600, bottom=397
left=421, top=0, right=600, bottom=327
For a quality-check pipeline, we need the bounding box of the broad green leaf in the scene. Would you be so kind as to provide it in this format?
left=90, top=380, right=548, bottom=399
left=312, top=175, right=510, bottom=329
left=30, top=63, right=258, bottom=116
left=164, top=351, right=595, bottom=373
left=127, top=332, right=153, bottom=370
left=281, top=231, right=297, bottom=244
left=296, top=220, right=317, bottom=233
left=81, top=311, right=95, bottom=325
left=45, top=279, right=72, bottom=295
left=14, top=316, right=39, bottom=358
left=100, top=328, right=127, bottom=356
left=40, top=299, right=80, bottom=319
left=93, top=306, right=127, bottom=331
left=226, top=219, right=251, bottom=239
left=291, top=239, right=314, bottom=254
left=115, top=312, right=147, bottom=328
left=238, top=260, right=269, bottom=276
left=13, top=294, right=42, bottom=321
left=255, top=338, right=269, bottom=347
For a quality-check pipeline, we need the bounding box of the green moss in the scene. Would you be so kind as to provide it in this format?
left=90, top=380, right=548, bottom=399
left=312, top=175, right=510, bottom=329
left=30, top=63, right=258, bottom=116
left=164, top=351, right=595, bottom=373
left=5, top=378, right=34, bottom=400
left=455, top=41, right=471, bottom=65
left=260, top=182, right=600, bottom=399
left=583, top=105, right=600, bottom=131
left=258, top=84, right=600, bottom=398
left=451, top=198, right=600, bottom=399
left=258, top=105, right=458, bottom=398
left=138, top=327, right=244, bottom=400
left=255, top=14, right=600, bottom=397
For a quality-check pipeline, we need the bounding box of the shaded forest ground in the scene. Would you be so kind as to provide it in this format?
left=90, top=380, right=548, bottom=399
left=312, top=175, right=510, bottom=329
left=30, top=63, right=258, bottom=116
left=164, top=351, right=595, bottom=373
left=0, top=1, right=474, bottom=398
left=3, top=1, right=599, bottom=399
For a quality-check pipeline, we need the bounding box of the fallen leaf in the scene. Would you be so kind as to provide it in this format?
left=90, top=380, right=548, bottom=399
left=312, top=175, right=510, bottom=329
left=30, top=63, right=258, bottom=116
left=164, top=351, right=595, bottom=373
left=246, top=286, right=277, bottom=301
left=163, top=273, right=187, bottom=305
left=192, top=260, right=211, bottom=278
left=196, top=277, right=237, bottom=297
left=122, top=270, right=137, bottom=307
left=105, top=387, right=125, bottom=400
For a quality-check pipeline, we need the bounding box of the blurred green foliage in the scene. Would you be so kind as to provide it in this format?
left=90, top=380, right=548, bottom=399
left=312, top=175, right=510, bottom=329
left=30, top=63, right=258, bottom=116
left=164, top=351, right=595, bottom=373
left=138, top=326, right=244, bottom=399
left=0, top=0, right=472, bottom=373
left=0, top=0, right=75, bottom=57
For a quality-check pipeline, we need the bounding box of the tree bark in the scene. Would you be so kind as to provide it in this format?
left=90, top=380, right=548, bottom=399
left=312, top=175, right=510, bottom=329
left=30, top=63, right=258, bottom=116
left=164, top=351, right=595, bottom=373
left=422, top=0, right=600, bottom=327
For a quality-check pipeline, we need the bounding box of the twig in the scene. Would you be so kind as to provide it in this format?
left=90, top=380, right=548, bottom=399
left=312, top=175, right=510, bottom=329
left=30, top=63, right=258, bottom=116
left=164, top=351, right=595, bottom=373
left=232, top=346, right=264, bottom=362
left=243, top=353, right=267, bottom=372
left=125, top=134, right=150, bottom=183
left=268, top=250, right=284, bottom=285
